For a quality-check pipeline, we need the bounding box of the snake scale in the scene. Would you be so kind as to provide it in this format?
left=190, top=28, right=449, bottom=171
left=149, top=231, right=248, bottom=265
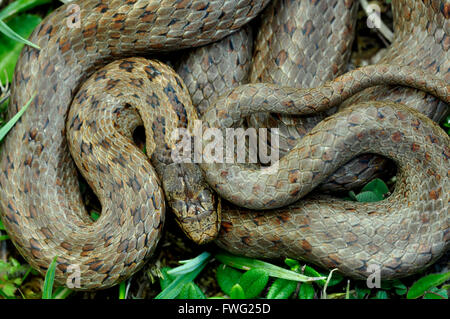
left=0, top=0, right=448, bottom=289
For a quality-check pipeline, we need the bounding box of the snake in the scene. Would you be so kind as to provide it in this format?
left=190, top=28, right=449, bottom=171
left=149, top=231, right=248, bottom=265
left=0, top=0, right=447, bottom=290
left=248, top=0, right=449, bottom=193
left=0, top=0, right=271, bottom=290
left=212, top=0, right=450, bottom=279
left=204, top=65, right=449, bottom=279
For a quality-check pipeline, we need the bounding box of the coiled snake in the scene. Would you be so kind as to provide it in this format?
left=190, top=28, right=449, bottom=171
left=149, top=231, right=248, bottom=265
left=0, top=0, right=448, bottom=289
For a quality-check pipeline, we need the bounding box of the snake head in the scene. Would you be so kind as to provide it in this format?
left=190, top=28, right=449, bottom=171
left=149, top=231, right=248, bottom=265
left=161, top=163, right=220, bottom=244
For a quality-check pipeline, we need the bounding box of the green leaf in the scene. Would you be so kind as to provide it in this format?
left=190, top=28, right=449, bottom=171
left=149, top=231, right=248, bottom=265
left=0, top=257, right=25, bottom=277
left=155, top=253, right=210, bottom=299
left=159, top=267, right=176, bottom=291
left=423, top=287, right=448, bottom=299
left=361, top=178, right=389, bottom=196
left=443, top=116, right=450, bottom=127
left=1, top=282, right=17, bottom=297
left=51, top=287, right=72, bottom=299
left=0, top=219, right=5, bottom=230
left=216, top=264, right=242, bottom=295
left=298, top=283, right=315, bottom=299
left=355, top=191, right=383, bottom=202
left=347, top=178, right=389, bottom=203
left=392, top=280, right=407, bottom=295
left=0, top=235, right=9, bottom=241
left=167, top=251, right=211, bottom=276
left=119, top=281, right=126, bottom=299
left=155, top=267, right=205, bottom=299
left=355, top=286, right=370, bottom=299
left=230, top=284, right=246, bottom=299
left=215, top=252, right=324, bottom=283
left=267, top=278, right=297, bottom=299
left=0, top=288, right=11, bottom=298
left=442, top=115, right=450, bottom=135
left=42, top=256, right=58, bottom=299
left=407, top=272, right=450, bottom=299
left=0, top=18, right=39, bottom=50
left=238, top=269, right=269, bottom=298
left=303, top=265, right=326, bottom=286
left=319, top=270, right=343, bottom=287
left=0, top=14, right=41, bottom=85
left=177, top=282, right=206, bottom=299
left=90, top=211, right=100, bottom=221
left=284, top=258, right=300, bottom=271
left=0, top=93, right=35, bottom=141
left=373, top=290, right=388, bottom=299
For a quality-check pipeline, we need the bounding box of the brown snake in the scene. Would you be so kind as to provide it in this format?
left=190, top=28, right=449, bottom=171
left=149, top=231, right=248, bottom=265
left=0, top=0, right=448, bottom=289
left=0, top=0, right=271, bottom=289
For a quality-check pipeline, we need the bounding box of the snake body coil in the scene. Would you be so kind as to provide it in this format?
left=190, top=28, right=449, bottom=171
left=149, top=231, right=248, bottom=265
left=0, top=0, right=270, bottom=290
left=0, top=0, right=448, bottom=289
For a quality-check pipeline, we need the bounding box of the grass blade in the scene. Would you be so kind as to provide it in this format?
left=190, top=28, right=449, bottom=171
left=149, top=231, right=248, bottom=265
left=321, top=269, right=338, bottom=299
left=0, top=93, right=34, bottom=141
left=155, top=254, right=210, bottom=299
left=0, top=14, right=42, bottom=85
left=42, top=256, right=58, bottom=299
left=52, top=287, right=72, bottom=299
left=215, top=252, right=325, bottom=283
left=119, top=282, right=126, bottom=299
left=167, top=252, right=211, bottom=276
left=0, top=19, right=40, bottom=49
left=176, top=282, right=206, bottom=299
